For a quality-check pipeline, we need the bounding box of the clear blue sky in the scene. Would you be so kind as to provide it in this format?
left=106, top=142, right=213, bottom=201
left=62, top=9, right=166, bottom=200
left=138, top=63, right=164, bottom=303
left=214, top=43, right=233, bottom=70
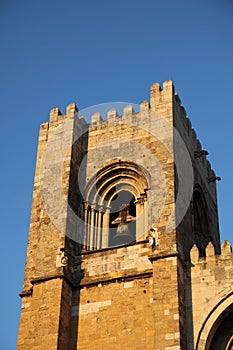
left=0, top=0, right=233, bottom=348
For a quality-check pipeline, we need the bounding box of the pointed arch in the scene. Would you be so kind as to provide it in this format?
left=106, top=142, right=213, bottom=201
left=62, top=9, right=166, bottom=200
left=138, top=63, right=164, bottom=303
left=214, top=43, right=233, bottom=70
left=195, top=291, right=233, bottom=350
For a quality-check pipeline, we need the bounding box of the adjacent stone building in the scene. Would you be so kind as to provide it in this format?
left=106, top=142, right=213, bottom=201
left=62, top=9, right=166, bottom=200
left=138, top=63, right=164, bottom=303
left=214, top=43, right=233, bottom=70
left=17, top=80, right=233, bottom=349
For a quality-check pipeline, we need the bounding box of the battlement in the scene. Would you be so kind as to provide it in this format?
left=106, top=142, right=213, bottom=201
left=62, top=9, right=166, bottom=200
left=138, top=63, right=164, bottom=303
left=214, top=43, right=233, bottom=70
left=89, top=101, right=150, bottom=127
left=47, top=84, right=218, bottom=194
left=190, top=240, right=233, bottom=265
left=46, top=81, right=173, bottom=128
left=44, top=83, right=202, bottom=156
left=46, top=84, right=218, bottom=191
left=149, top=81, right=206, bottom=166
left=190, top=239, right=233, bottom=348
left=49, top=102, right=87, bottom=125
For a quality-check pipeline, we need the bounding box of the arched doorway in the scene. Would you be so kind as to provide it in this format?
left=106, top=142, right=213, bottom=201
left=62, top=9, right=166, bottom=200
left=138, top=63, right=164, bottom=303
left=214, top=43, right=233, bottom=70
left=208, top=304, right=233, bottom=350
left=195, top=293, right=233, bottom=350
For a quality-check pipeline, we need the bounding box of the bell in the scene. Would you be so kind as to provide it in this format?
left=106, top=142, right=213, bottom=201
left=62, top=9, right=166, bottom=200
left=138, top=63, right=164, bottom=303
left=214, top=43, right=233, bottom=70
left=111, top=204, right=135, bottom=245
left=112, top=222, right=133, bottom=245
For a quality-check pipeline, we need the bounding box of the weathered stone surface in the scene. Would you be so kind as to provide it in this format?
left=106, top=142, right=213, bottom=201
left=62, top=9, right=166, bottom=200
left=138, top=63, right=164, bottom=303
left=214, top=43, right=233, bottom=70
left=17, top=80, right=233, bottom=350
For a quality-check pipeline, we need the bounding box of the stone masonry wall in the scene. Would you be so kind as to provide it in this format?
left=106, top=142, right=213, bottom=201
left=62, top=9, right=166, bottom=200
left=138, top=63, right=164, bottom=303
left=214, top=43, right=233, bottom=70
left=17, top=278, right=68, bottom=350
left=72, top=277, right=154, bottom=350
left=69, top=242, right=154, bottom=349
left=17, top=80, right=224, bottom=350
left=190, top=240, right=233, bottom=349
left=173, top=92, right=220, bottom=258
left=17, top=103, right=85, bottom=349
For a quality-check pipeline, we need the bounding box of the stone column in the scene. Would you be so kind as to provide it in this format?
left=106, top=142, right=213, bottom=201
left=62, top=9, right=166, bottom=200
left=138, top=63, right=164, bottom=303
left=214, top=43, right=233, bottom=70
left=90, top=205, right=96, bottom=250
left=97, top=206, right=104, bottom=249
left=142, top=194, right=148, bottom=235
left=94, top=209, right=99, bottom=249
left=86, top=205, right=91, bottom=250
left=102, top=206, right=110, bottom=248
left=135, top=197, right=144, bottom=240
left=83, top=202, right=89, bottom=249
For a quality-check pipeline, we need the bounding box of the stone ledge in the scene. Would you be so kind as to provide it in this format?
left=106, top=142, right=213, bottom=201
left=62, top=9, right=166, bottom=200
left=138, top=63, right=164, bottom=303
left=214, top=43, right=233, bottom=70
left=149, top=250, right=179, bottom=261
left=75, top=271, right=153, bottom=288
left=19, top=289, right=33, bottom=298
left=81, top=239, right=149, bottom=256
left=30, top=272, right=73, bottom=287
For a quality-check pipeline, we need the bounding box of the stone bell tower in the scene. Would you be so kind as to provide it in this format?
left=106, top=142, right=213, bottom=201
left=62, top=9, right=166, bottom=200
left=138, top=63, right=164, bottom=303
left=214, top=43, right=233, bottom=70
left=17, top=80, right=232, bottom=350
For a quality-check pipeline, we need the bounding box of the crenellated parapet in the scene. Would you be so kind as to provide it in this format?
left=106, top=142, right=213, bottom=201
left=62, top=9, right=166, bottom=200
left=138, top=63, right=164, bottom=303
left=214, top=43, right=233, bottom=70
left=140, top=100, right=150, bottom=111
left=49, top=102, right=78, bottom=125
left=150, top=80, right=174, bottom=120
left=174, top=93, right=219, bottom=194
left=190, top=240, right=233, bottom=265
left=38, top=102, right=87, bottom=142
left=148, top=80, right=216, bottom=185
left=190, top=240, right=233, bottom=349
left=91, top=111, right=102, bottom=123
left=87, top=80, right=174, bottom=127
left=89, top=103, right=137, bottom=128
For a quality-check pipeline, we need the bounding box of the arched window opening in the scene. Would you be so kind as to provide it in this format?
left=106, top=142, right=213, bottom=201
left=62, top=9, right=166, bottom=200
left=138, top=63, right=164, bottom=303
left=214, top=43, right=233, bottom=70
left=109, top=190, right=136, bottom=247
left=83, top=161, right=150, bottom=250
left=193, top=188, right=210, bottom=257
